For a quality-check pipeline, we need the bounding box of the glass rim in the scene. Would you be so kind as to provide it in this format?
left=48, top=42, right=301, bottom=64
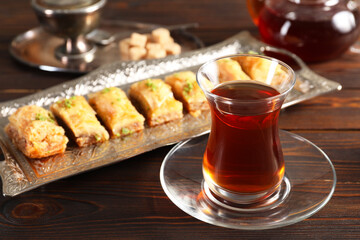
left=196, top=54, right=296, bottom=104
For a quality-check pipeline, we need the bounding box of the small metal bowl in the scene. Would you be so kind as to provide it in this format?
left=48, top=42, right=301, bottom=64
left=31, top=0, right=106, bottom=61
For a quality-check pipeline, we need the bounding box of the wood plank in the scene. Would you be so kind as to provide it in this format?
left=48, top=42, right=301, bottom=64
left=308, top=51, right=360, bottom=90
left=0, top=131, right=358, bottom=239
left=280, top=89, right=360, bottom=130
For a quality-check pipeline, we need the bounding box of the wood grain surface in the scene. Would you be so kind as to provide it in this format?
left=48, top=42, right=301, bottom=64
left=0, top=0, right=360, bottom=239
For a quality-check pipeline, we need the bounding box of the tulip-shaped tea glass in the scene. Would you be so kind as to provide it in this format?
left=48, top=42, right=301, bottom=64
left=197, top=54, right=295, bottom=208
left=160, top=54, right=336, bottom=229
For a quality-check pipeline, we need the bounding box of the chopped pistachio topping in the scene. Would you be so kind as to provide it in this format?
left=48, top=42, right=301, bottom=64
left=248, top=50, right=260, bottom=55
left=35, top=112, right=55, bottom=123
left=94, top=134, right=101, bottom=142
left=114, top=132, right=121, bottom=137
left=63, top=99, right=73, bottom=109
left=35, top=113, right=47, bottom=121
left=121, top=127, right=130, bottom=135
left=102, top=88, right=110, bottom=93
left=183, top=80, right=194, bottom=94
left=145, top=79, right=157, bottom=91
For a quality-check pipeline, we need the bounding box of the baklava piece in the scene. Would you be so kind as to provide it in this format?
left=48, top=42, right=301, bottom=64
left=5, top=105, right=68, bottom=158
left=165, top=71, right=210, bottom=117
left=217, top=58, right=251, bottom=83
left=88, top=87, right=145, bottom=138
left=235, top=56, right=288, bottom=85
left=50, top=96, right=109, bottom=147
left=129, top=79, right=183, bottom=127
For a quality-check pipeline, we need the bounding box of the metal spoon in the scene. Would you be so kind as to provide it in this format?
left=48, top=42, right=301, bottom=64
left=86, top=22, right=199, bottom=46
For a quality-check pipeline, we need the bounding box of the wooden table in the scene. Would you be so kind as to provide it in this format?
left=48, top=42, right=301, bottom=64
left=1, top=0, right=360, bottom=239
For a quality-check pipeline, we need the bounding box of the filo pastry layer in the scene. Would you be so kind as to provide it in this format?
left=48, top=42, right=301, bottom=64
left=5, top=105, right=68, bottom=158
left=88, top=87, right=145, bottom=138
left=50, top=96, right=109, bottom=147
left=129, top=79, right=183, bottom=127
left=165, top=71, right=210, bottom=117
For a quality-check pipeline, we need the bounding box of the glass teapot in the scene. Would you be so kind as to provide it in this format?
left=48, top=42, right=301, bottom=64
left=247, top=0, right=360, bottom=62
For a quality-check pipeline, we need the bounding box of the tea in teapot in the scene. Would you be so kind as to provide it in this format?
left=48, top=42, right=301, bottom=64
left=247, top=0, right=360, bottom=62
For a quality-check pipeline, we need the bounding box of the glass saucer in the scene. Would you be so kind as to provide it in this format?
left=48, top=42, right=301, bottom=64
left=160, top=130, right=336, bottom=230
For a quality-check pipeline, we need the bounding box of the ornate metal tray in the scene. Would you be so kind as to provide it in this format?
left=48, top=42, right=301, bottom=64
left=0, top=31, right=341, bottom=196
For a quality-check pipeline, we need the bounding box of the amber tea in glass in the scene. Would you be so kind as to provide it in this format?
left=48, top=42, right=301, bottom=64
left=196, top=54, right=296, bottom=205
